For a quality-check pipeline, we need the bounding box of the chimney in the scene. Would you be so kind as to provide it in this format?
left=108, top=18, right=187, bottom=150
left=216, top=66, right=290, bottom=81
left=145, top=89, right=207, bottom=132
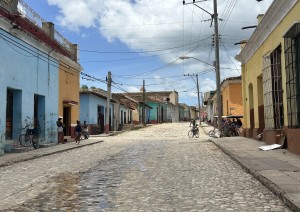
left=42, top=22, right=54, bottom=39
left=257, top=14, right=264, bottom=25
left=70, top=44, right=78, bottom=62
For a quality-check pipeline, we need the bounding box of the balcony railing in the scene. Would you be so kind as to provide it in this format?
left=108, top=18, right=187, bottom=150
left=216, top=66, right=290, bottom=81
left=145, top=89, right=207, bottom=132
left=17, top=0, right=72, bottom=52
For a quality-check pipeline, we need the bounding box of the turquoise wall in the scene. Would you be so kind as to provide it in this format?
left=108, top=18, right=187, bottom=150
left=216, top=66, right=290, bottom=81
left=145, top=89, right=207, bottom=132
left=0, top=29, right=59, bottom=143
left=147, top=102, right=159, bottom=121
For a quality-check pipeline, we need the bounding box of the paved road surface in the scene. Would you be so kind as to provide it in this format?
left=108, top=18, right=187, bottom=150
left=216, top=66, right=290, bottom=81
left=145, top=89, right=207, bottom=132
left=1, top=123, right=291, bottom=211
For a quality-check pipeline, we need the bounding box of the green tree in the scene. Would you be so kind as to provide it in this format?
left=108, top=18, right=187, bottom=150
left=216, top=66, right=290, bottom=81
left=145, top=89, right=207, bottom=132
left=81, top=85, right=89, bottom=91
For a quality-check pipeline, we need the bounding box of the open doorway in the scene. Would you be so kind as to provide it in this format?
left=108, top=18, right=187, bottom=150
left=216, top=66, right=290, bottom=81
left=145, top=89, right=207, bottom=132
left=6, top=89, right=13, bottom=139
left=98, top=106, right=104, bottom=133
left=63, top=106, right=71, bottom=136
left=6, top=88, right=22, bottom=139
left=34, top=94, right=45, bottom=138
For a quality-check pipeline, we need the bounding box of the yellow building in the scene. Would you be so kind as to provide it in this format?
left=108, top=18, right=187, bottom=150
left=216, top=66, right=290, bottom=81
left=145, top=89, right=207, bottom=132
left=58, top=55, right=82, bottom=139
left=40, top=22, right=82, bottom=141
left=220, top=77, right=243, bottom=117
left=209, top=76, right=243, bottom=124
left=236, top=0, right=300, bottom=154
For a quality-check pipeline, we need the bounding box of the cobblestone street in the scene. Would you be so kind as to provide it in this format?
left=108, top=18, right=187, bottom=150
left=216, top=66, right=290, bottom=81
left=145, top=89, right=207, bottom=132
left=1, top=123, right=291, bottom=211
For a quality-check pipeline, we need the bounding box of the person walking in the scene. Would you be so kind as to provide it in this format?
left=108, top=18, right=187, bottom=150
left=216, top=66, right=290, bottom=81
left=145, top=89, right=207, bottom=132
left=74, top=120, right=82, bottom=144
left=56, top=116, right=64, bottom=144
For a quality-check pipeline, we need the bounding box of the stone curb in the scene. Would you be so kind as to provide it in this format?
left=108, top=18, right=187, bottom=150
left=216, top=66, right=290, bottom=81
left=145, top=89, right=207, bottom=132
left=209, top=138, right=299, bottom=212
left=0, top=140, right=103, bottom=168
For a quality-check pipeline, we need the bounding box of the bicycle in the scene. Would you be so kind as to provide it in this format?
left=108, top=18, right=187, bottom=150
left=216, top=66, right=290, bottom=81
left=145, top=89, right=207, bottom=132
left=80, top=128, right=89, bottom=140
left=188, top=124, right=199, bottom=138
left=19, top=125, right=40, bottom=149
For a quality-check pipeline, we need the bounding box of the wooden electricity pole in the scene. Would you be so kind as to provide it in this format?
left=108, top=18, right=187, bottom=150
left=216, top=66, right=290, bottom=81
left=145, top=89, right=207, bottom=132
left=105, top=71, right=111, bottom=134
left=142, top=80, right=146, bottom=126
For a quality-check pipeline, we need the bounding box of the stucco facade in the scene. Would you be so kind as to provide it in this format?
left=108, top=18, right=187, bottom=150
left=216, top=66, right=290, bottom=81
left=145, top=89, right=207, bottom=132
left=236, top=0, right=300, bottom=154
left=0, top=20, right=59, bottom=153
left=58, top=60, right=81, bottom=138
left=221, top=78, right=243, bottom=117
left=0, top=0, right=81, bottom=154
left=126, top=91, right=180, bottom=124
left=80, top=91, right=114, bottom=134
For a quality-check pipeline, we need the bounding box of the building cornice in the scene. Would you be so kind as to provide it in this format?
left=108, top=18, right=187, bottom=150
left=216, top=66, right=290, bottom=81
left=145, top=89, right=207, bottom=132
left=235, top=0, right=297, bottom=64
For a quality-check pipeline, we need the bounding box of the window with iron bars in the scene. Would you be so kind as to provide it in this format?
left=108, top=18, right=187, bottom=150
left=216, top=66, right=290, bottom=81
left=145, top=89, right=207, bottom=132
left=262, top=45, right=284, bottom=130
left=284, top=23, right=300, bottom=128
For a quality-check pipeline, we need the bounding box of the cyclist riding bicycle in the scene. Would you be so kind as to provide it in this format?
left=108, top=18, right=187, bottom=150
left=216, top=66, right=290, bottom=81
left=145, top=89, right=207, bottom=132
left=189, top=119, right=199, bottom=137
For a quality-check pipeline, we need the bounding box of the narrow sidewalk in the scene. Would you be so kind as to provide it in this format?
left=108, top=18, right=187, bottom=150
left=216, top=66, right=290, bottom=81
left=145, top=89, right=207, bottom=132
left=0, top=139, right=103, bottom=168
left=202, top=124, right=300, bottom=212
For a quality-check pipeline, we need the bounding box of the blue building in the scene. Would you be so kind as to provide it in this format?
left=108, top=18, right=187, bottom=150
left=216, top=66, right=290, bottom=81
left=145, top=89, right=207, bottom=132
left=80, top=90, right=138, bottom=133
left=80, top=90, right=114, bottom=133
left=0, top=1, right=79, bottom=154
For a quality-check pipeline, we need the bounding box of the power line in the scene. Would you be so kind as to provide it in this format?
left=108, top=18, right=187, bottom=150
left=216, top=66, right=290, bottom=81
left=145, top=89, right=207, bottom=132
left=0, top=31, right=79, bottom=75
left=79, top=37, right=211, bottom=54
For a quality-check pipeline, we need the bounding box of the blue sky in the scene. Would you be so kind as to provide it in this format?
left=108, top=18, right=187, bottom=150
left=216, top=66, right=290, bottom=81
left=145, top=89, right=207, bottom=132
left=21, top=0, right=272, bottom=106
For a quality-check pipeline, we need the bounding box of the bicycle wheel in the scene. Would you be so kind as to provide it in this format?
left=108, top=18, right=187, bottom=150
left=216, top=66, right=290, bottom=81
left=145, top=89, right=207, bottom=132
left=194, top=130, right=199, bottom=138
left=19, top=134, right=30, bottom=147
left=32, top=136, right=39, bottom=149
left=208, top=130, right=215, bottom=137
left=188, top=130, right=194, bottom=138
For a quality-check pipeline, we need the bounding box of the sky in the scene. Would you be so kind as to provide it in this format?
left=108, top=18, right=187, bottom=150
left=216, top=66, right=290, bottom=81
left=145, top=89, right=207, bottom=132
left=20, top=0, right=273, bottom=107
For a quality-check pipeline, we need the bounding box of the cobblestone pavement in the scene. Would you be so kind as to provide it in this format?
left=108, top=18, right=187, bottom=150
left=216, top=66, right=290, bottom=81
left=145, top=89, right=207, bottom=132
left=1, top=123, right=291, bottom=211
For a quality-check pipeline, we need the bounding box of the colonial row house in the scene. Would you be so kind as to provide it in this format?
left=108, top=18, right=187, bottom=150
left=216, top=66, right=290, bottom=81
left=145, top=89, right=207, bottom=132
left=126, top=91, right=180, bottom=124
left=204, top=76, right=243, bottom=124
left=235, top=0, right=300, bottom=154
left=79, top=89, right=138, bottom=134
left=0, top=0, right=81, bottom=155
left=178, top=103, right=191, bottom=121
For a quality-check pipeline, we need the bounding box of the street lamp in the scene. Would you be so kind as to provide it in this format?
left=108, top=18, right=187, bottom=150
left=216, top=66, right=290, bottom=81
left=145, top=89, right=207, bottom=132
left=179, top=56, right=214, bottom=67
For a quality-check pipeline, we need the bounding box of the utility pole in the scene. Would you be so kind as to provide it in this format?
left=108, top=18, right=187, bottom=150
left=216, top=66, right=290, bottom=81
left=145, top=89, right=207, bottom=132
left=142, top=80, right=146, bottom=126
left=105, top=71, right=111, bottom=134
left=196, top=74, right=201, bottom=125
left=201, top=91, right=204, bottom=123
left=213, top=0, right=222, bottom=133
left=182, top=0, right=222, bottom=134
left=184, top=74, right=201, bottom=126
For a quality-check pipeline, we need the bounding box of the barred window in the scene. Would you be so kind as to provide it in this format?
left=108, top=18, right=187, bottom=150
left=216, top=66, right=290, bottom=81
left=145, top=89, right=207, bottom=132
left=262, top=45, right=283, bottom=129
left=284, top=23, right=300, bottom=128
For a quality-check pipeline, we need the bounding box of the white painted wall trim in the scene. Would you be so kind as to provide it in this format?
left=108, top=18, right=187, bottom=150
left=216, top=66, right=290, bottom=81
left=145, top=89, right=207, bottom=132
left=236, top=0, right=297, bottom=64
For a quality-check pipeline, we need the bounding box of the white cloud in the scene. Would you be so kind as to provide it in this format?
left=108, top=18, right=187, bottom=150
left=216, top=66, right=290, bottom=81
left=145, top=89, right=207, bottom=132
left=126, top=86, right=140, bottom=92
left=48, top=0, right=273, bottom=59
left=48, top=0, right=273, bottom=103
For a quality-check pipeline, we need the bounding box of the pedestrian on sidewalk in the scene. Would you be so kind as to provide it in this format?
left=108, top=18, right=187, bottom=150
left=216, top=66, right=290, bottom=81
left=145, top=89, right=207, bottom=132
left=56, top=116, right=64, bottom=144
left=74, top=120, right=82, bottom=144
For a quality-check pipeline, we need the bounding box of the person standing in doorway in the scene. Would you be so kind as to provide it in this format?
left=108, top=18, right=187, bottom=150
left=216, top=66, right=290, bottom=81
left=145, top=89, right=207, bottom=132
left=56, top=116, right=64, bottom=144
left=75, top=120, right=82, bottom=144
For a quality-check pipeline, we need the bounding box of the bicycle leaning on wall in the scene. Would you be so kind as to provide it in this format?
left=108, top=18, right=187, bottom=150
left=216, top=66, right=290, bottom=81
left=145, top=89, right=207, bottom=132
left=19, top=122, right=41, bottom=149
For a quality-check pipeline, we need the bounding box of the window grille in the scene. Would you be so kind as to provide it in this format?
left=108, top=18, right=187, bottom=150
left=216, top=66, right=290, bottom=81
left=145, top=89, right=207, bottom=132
left=262, top=46, right=283, bottom=129
left=284, top=23, right=300, bottom=128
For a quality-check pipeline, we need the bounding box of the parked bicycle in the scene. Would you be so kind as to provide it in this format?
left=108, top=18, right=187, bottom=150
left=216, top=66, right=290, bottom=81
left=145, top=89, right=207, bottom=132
left=81, top=128, right=89, bottom=140
left=19, top=124, right=40, bottom=149
left=80, top=121, right=89, bottom=140
left=188, top=124, right=199, bottom=138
